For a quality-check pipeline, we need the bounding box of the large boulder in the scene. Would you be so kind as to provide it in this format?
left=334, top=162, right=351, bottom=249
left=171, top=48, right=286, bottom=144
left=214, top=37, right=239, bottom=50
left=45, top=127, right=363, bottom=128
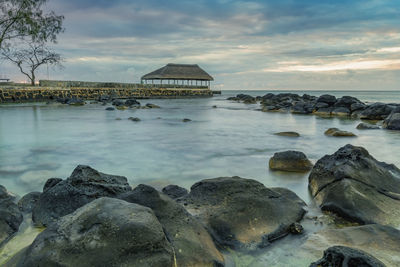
left=161, top=184, right=188, bottom=199
left=0, top=185, right=23, bottom=246
left=309, top=144, right=400, bottom=226
left=360, top=103, right=395, bottom=120
left=10, top=198, right=174, bottom=267
left=310, top=246, right=386, bottom=267
left=301, top=224, right=400, bottom=267
left=120, top=185, right=224, bottom=266
left=269, top=151, right=313, bottom=172
left=383, top=107, right=400, bottom=130
left=179, top=176, right=306, bottom=250
left=32, top=165, right=131, bottom=226
left=17, top=192, right=41, bottom=213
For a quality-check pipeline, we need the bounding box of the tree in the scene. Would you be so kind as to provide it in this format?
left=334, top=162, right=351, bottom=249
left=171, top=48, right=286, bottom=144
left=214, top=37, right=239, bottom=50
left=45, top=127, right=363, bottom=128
left=2, top=42, right=62, bottom=85
left=0, top=0, right=64, bottom=50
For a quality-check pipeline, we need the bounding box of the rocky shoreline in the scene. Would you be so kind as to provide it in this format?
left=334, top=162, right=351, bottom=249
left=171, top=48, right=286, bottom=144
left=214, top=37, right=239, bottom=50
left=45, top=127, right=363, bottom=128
left=1, top=143, right=400, bottom=266
left=228, top=93, right=400, bottom=130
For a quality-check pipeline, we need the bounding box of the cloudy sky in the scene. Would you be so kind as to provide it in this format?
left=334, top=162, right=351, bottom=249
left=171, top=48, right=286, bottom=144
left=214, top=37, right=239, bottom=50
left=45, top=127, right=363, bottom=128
left=3, top=0, right=400, bottom=90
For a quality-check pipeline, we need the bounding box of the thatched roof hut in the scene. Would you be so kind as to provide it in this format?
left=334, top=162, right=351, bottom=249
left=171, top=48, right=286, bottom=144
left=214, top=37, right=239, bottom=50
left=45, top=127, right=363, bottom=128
left=141, top=63, right=213, bottom=88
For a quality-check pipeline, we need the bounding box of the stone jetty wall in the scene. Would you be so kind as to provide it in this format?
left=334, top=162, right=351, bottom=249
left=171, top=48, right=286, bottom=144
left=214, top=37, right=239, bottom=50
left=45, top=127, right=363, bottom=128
left=0, top=86, right=213, bottom=103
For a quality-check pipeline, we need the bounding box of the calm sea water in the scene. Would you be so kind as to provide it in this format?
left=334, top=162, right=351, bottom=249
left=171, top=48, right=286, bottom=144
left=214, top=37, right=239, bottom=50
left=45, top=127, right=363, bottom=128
left=1, top=90, right=400, bottom=203
left=1, top=90, right=400, bottom=266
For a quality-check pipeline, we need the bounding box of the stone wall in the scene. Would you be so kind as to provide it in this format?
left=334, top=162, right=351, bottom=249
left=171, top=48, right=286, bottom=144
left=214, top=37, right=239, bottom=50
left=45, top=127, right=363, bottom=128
left=0, top=87, right=213, bottom=103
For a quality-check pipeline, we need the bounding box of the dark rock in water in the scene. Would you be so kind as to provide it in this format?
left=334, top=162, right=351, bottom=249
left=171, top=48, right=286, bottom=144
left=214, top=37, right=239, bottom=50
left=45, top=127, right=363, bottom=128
left=317, top=94, right=337, bottom=105
left=274, top=131, right=300, bottom=137
left=227, top=96, right=239, bottom=101
left=314, top=102, right=330, bottom=109
left=128, top=117, right=141, bottom=121
left=303, top=224, right=400, bottom=267
left=212, top=105, right=217, bottom=108
left=310, top=246, right=386, bottom=267
left=350, top=102, right=366, bottom=112
left=360, top=103, right=395, bottom=120
left=105, top=107, right=115, bottom=111
left=289, top=222, right=304, bottom=235
left=356, top=122, right=380, bottom=130
left=120, top=185, right=224, bottom=266
left=179, top=176, right=306, bottom=250
left=112, top=99, right=124, bottom=106
left=291, top=102, right=313, bottom=114
left=331, top=107, right=350, bottom=116
left=269, top=151, right=313, bottom=172
left=43, top=177, right=63, bottom=192
left=125, top=98, right=141, bottom=107
left=146, top=103, right=160, bottom=108
left=0, top=185, right=23, bottom=246
left=18, top=192, right=41, bottom=213
left=334, top=96, right=364, bottom=111
left=383, top=107, right=400, bottom=130
left=67, top=98, right=85, bottom=106
left=182, top=118, right=192, bottom=122
left=32, top=165, right=131, bottom=226
left=324, top=128, right=356, bottom=137
left=162, top=184, right=188, bottom=199
left=309, top=144, right=400, bottom=226
left=313, top=107, right=332, bottom=116
left=11, top=198, right=174, bottom=267
left=230, top=94, right=256, bottom=104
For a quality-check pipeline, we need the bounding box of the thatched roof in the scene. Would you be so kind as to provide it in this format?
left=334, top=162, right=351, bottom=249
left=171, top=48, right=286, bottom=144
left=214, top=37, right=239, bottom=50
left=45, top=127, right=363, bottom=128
left=141, top=63, right=214, bottom=81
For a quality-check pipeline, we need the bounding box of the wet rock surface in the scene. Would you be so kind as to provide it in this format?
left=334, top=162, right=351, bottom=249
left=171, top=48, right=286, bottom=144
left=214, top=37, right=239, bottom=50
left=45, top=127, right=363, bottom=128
left=178, top=176, right=307, bottom=250
left=17, top=192, right=41, bottom=213
left=309, top=144, right=400, bottom=226
left=0, top=185, right=23, bottom=246
left=383, top=107, right=400, bottom=130
left=274, top=131, right=300, bottom=137
left=310, top=245, right=386, bottom=267
left=269, top=151, right=313, bottom=172
left=120, top=184, right=224, bottom=266
left=356, top=122, right=380, bottom=130
left=162, top=184, right=188, bottom=199
left=32, top=165, right=131, bottom=226
left=10, top=198, right=174, bottom=267
left=324, top=128, right=356, bottom=137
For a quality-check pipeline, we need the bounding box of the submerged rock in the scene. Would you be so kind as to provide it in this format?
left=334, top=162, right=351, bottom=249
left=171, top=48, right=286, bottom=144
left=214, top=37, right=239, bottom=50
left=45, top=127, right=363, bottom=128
left=383, top=107, right=400, bottom=130
left=128, top=117, right=141, bottom=122
left=179, top=176, right=306, bottom=250
left=182, top=118, right=192, bottom=122
left=309, top=144, right=400, bottom=226
left=269, top=151, right=313, bottom=172
left=146, top=103, right=160, bottom=108
left=105, top=107, right=115, bottom=111
left=17, top=192, right=41, bottom=213
left=67, top=98, right=85, bottom=106
left=11, top=198, right=174, bottom=267
left=303, top=224, right=400, bottom=267
left=274, top=131, right=300, bottom=137
left=162, top=184, right=188, bottom=199
left=310, top=246, right=386, bottom=267
left=331, top=107, right=350, bottom=116
left=356, top=122, right=380, bottom=130
left=32, top=165, right=131, bottom=226
left=0, top=185, right=23, bottom=246
left=120, top=185, right=224, bottom=266
left=324, top=128, right=356, bottom=137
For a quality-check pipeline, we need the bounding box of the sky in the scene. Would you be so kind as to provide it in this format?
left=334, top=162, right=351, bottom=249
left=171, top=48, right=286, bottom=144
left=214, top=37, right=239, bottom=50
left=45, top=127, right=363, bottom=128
left=2, top=0, right=400, bottom=90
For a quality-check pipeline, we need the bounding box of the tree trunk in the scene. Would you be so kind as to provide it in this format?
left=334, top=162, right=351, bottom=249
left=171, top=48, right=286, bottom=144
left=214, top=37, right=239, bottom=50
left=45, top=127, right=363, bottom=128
left=31, top=71, right=35, bottom=86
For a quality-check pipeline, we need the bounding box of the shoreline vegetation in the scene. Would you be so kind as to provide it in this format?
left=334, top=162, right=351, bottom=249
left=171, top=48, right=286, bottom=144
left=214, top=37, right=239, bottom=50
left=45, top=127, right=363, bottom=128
left=1, top=91, right=400, bottom=266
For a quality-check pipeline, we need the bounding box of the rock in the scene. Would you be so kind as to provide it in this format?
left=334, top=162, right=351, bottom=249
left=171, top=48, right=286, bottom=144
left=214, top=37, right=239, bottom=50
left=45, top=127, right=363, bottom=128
left=105, top=107, right=115, bottom=111
left=116, top=105, right=128, bottom=110
left=115, top=117, right=122, bottom=120
left=17, top=192, right=41, bottom=213
left=11, top=198, right=174, bottom=267
left=128, top=117, right=141, bottom=121
left=67, top=98, right=85, bottom=106
left=331, top=107, right=350, bottom=116
left=310, top=245, right=386, bottom=267
left=0, top=185, right=23, bottom=246
left=212, top=105, right=217, bottom=108
left=317, top=94, right=337, bottom=105
left=274, top=131, right=300, bottom=137
left=235, top=94, right=257, bottom=104
left=162, top=185, right=188, bottom=199
left=356, top=122, right=380, bottom=130
left=125, top=98, right=141, bottom=107
left=179, top=176, right=306, bottom=250
left=289, top=222, right=304, bottom=235
left=314, top=102, right=330, bottom=109
left=182, top=118, right=192, bottom=122
left=309, top=144, right=400, bottom=226
left=120, top=185, right=224, bottom=266
left=269, top=151, right=313, bottom=172
left=303, top=224, right=399, bottom=267
left=350, top=102, right=366, bottom=112
left=43, top=177, right=63, bottom=192
left=383, top=107, right=400, bottom=130
left=291, top=102, right=313, bottom=114
left=32, top=165, right=131, bottom=226
left=313, top=107, right=332, bottom=116
left=360, top=103, right=395, bottom=120
left=112, top=99, right=124, bottom=106
left=324, top=128, right=356, bottom=137
left=146, top=103, right=160, bottom=108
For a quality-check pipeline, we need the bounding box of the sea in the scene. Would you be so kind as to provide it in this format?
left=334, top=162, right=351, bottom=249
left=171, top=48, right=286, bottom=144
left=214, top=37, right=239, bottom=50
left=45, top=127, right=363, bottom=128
left=0, top=89, right=400, bottom=266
